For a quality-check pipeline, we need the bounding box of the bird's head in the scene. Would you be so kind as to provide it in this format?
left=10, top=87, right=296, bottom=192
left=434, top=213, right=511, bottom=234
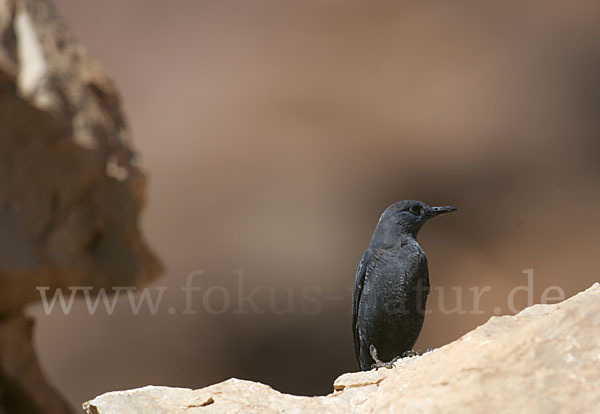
left=371, top=200, right=457, bottom=247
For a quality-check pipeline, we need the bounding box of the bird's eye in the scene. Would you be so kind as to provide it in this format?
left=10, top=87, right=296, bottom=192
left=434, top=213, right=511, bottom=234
left=410, top=205, right=422, bottom=215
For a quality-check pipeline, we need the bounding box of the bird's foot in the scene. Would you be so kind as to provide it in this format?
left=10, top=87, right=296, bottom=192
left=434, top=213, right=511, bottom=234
left=369, top=345, right=396, bottom=370
left=390, top=355, right=403, bottom=364
left=401, top=347, right=434, bottom=358
left=371, top=360, right=396, bottom=370
left=402, top=349, right=419, bottom=358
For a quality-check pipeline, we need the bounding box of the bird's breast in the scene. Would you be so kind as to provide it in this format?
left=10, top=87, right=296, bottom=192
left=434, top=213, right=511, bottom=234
left=360, top=248, right=429, bottom=321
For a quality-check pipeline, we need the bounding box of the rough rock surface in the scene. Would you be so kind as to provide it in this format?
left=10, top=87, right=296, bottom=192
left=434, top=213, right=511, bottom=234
left=83, top=283, right=600, bottom=413
left=0, top=0, right=161, bottom=412
left=0, top=0, right=162, bottom=312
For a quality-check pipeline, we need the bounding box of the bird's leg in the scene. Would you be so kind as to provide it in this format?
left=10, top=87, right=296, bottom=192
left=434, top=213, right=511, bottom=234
left=369, top=345, right=395, bottom=370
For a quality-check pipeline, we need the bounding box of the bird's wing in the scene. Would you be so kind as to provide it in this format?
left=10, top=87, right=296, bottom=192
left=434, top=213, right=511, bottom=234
left=352, top=248, right=375, bottom=364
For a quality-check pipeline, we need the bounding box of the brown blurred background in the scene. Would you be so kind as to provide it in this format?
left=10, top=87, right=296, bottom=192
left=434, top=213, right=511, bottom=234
left=28, top=0, right=600, bottom=409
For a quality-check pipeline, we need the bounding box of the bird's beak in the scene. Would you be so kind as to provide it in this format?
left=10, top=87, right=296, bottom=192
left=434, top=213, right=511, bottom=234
left=429, top=205, right=458, bottom=217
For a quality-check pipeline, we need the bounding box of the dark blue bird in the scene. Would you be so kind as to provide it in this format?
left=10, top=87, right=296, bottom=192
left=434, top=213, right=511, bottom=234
left=352, top=200, right=457, bottom=370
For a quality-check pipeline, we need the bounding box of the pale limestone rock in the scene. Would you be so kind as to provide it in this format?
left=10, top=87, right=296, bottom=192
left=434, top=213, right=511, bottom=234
left=83, top=284, right=600, bottom=414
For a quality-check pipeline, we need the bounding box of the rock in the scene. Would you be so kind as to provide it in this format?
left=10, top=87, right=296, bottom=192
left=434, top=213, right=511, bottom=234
left=0, top=0, right=162, bottom=412
left=83, top=283, right=600, bottom=413
left=0, top=0, right=162, bottom=312
left=0, top=314, right=72, bottom=413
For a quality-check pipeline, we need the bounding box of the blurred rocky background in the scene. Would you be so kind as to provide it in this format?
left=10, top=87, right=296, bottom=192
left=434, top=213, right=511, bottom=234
left=8, top=0, right=600, bottom=411
left=0, top=0, right=160, bottom=412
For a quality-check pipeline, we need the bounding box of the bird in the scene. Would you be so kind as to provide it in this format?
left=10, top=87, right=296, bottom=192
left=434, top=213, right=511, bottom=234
left=352, top=200, right=457, bottom=370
